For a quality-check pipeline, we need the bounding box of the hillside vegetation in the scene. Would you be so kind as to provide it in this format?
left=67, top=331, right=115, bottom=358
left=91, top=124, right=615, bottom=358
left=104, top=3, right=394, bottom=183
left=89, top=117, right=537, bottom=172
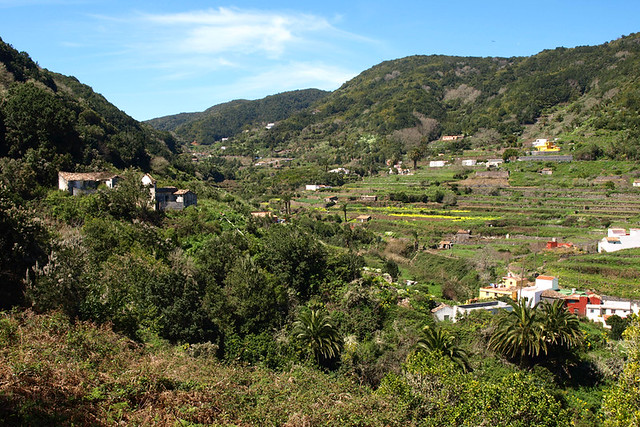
left=0, top=37, right=179, bottom=195
left=156, top=33, right=640, bottom=167
left=3, top=31, right=640, bottom=425
left=146, top=89, right=329, bottom=144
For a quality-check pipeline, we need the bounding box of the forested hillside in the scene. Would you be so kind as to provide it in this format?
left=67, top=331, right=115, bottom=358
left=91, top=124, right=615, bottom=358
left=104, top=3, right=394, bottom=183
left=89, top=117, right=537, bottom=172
left=0, top=37, right=179, bottom=196
left=163, top=33, right=640, bottom=165
left=270, top=32, right=640, bottom=156
left=146, top=89, right=329, bottom=144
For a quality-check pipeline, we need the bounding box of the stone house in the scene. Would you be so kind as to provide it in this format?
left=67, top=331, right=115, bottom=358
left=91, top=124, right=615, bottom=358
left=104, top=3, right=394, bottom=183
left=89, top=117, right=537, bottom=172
left=58, top=171, right=119, bottom=195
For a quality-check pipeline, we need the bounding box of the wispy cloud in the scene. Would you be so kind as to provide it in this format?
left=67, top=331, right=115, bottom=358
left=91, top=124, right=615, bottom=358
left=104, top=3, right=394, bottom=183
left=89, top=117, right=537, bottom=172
left=91, top=7, right=370, bottom=67
left=235, top=62, right=357, bottom=93
left=140, top=7, right=334, bottom=53
left=57, top=6, right=375, bottom=118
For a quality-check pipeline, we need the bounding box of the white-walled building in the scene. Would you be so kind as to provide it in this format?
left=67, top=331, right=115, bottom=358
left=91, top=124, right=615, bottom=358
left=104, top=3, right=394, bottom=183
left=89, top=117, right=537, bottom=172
left=58, top=171, right=119, bottom=195
left=461, top=159, right=477, bottom=166
left=586, top=296, right=640, bottom=328
left=598, top=228, right=640, bottom=252
left=429, top=160, right=447, bottom=168
left=305, top=184, right=331, bottom=191
left=432, top=300, right=512, bottom=322
left=518, top=275, right=559, bottom=307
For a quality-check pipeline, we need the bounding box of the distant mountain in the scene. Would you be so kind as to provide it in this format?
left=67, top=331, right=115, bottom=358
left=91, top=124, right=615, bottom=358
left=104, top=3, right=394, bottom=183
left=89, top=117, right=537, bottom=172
left=146, top=89, right=330, bottom=144
left=0, top=36, right=179, bottom=179
left=232, top=32, right=640, bottom=162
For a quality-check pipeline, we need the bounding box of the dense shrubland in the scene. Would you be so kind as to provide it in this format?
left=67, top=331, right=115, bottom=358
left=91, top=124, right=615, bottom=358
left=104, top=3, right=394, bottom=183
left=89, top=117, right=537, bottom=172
left=0, top=174, right=634, bottom=425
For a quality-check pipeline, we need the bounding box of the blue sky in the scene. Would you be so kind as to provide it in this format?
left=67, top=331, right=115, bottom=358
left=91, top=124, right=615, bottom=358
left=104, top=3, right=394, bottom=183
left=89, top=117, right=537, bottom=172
left=0, top=0, right=638, bottom=121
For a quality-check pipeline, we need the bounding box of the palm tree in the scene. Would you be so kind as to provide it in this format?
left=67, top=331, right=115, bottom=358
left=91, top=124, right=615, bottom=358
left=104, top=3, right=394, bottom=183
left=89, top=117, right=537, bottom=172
left=417, top=325, right=471, bottom=372
left=408, top=148, right=423, bottom=170
left=293, top=309, right=342, bottom=366
left=489, top=299, right=546, bottom=366
left=539, top=299, right=583, bottom=351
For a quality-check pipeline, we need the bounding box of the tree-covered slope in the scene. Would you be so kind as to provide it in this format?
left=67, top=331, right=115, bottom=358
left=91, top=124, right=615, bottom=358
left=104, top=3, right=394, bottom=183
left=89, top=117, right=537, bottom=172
left=245, top=32, right=640, bottom=159
left=0, top=36, right=179, bottom=189
left=146, top=89, right=330, bottom=144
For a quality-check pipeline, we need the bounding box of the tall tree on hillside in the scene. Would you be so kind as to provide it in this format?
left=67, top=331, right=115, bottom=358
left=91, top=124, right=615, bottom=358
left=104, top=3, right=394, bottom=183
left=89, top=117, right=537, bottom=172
left=489, top=299, right=582, bottom=367
left=408, top=147, right=423, bottom=169
left=540, top=299, right=582, bottom=351
left=489, top=299, right=545, bottom=366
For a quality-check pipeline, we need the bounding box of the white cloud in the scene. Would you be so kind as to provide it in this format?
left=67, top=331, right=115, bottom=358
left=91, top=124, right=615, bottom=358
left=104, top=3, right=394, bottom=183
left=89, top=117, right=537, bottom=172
left=136, top=7, right=336, bottom=58
left=66, top=7, right=375, bottom=118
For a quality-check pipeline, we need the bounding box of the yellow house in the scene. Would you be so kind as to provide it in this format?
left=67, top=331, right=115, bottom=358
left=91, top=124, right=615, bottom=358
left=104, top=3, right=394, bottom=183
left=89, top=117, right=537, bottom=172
left=532, top=138, right=560, bottom=152
left=479, top=285, right=518, bottom=300
left=503, top=274, right=528, bottom=288
left=478, top=272, right=528, bottom=300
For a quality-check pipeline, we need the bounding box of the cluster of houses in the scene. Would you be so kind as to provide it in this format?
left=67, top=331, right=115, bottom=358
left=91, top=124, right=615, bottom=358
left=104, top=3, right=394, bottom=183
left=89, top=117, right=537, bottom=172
left=58, top=171, right=197, bottom=211
left=429, top=158, right=504, bottom=168
left=433, top=271, right=640, bottom=328
left=387, top=160, right=412, bottom=175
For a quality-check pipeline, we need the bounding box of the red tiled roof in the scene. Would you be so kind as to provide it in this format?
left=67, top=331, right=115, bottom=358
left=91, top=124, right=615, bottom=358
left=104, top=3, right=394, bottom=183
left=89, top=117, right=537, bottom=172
left=537, top=275, right=556, bottom=280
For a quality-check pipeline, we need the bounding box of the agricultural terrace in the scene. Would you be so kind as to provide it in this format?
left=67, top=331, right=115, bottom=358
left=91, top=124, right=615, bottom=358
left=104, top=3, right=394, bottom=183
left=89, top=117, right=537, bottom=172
left=292, top=159, right=640, bottom=299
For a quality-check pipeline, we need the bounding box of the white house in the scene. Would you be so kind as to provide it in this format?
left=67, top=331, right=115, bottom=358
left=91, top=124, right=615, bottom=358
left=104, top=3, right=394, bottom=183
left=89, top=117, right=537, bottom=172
left=461, top=159, right=477, bottom=166
left=432, top=301, right=513, bottom=322
left=328, top=168, right=350, bottom=174
left=518, top=275, right=559, bottom=307
left=586, top=296, right=640, bottom=328
left=486, top=159, right=504, bottom=168
left=532, top=138, right=548, bottom=148
left=598, top=228, right=640, bottom=253
left=305, top=184, right=331, bottom=191
left=633, top=180, right=640, bottom=187
left=58, top=171, right=119, bottom=195
left=141, top=173, right=196, bottom=211
left=429, top=160, right=447, bottom=168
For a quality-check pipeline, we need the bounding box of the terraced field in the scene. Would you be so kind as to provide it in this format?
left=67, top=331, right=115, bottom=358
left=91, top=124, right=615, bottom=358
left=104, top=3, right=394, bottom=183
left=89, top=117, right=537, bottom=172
left=293, top=159, right=640, bottom=298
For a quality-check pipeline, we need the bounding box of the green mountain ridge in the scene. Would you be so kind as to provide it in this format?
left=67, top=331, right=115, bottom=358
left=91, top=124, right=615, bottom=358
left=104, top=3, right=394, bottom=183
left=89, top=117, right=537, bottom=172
left=146, top=89, right=330, bottom=143
left=154, top=32, right=640, bottom=162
